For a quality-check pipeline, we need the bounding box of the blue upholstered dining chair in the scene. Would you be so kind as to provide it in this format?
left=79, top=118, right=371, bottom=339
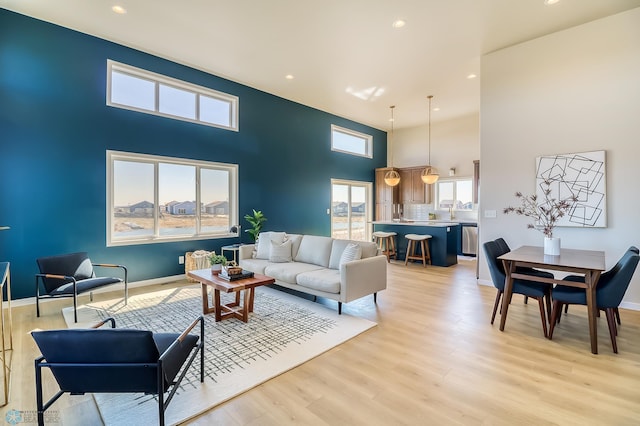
left=31, top=316, right=204, bottom=426
left=35, top=252, right=128, bottom=323
left=549, top=248, right=640, bottom=353
left=483, top=239, right=554, bottom=337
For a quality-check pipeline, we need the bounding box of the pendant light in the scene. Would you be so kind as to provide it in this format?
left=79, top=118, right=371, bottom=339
left=384, top=105, right=401, bottom=186
left=421, top=95, right=439, bottom=184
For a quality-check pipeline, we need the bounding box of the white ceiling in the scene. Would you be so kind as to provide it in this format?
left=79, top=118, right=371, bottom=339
left=3, top=0, right=639, bottom=130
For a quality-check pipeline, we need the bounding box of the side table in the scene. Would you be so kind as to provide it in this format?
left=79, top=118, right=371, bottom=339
left=221, top=244, right=242, bottom=264
left=0, top=262, right=13, bottom=406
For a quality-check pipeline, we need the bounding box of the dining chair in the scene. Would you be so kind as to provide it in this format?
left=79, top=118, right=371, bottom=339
left=556, top=246, right=639, bottom=323
left=483, top=239, right=554, bottom=337
left=549, top=249, right=639, bottom=353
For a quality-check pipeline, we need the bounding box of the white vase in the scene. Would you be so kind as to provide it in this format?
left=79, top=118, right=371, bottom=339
left=544, top=237, right=561, bottom=256
left=211, top=264, right=222, bottom=275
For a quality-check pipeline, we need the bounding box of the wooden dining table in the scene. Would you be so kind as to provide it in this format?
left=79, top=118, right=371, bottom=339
left=498, top=246, right=606, bottom=354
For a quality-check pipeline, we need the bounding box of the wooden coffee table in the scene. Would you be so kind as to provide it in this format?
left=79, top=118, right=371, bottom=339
left=187, top=268, right=275, bottom=322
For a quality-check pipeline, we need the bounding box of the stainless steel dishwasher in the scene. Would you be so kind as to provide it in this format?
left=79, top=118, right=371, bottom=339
left=461, top=223, right=478, bottom=256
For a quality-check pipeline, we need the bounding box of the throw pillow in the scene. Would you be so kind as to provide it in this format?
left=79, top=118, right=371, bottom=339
left=269, top=239, right=292, bottom=263
left=256, top=231, right=286, bottom=259
left=339, top=243, right=362, bottom=266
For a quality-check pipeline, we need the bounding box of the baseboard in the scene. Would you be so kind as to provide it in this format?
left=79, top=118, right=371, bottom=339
left=6, top=274, right=186, bottom=308
left=476, top=279, right=493, bottom=287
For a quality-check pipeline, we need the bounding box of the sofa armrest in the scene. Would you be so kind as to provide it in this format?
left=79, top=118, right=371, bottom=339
left=239, top=244, right=255, bottom=261
left=339, top=255, right=387, bottom=303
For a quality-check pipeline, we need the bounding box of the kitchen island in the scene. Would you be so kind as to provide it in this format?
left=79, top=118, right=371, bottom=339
left=372, top=221, right=461, bottom=267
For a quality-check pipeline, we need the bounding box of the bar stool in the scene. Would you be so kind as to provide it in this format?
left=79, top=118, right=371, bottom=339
left=372, top=231, right=397, bottom=262
left=404, top=234, right=432, bottom=267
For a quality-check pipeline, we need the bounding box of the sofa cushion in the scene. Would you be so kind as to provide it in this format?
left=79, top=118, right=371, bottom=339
left=239, top=258, right=272, bottom=275
left=329, top=240, right=377, bottom=269
left=256, top=231, right=286, bottom=259
left=296, top=269, right=341, bottom=294
left=269, top=239, right=292, bottom=263
left=264, top=262, right=325, bottom=284
left=294, top=235, right=333, bottom=267
left=286, top=234, right=303, bottom=259
left=339, top=243, right=362, bottom=266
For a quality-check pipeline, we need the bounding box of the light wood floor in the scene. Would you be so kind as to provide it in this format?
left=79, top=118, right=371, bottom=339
left=2, top=259, right=640, bottom=425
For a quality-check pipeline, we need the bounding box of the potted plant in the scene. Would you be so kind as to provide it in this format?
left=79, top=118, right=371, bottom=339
left=208, top=253, right=228, bottom=274
left=244, top=209, right=267, bottom=242
left=503, top=179, right=577, bottom=255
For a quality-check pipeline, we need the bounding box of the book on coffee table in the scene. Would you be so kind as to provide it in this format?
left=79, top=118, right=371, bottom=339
left=218, top=270, right=255, bottom=281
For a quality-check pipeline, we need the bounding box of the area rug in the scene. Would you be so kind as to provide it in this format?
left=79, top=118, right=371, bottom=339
left=62, top=284, right=376, bottom=425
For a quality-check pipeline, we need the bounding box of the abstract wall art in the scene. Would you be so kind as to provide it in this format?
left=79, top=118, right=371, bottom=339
left=535, top=150, right=606, bottom=228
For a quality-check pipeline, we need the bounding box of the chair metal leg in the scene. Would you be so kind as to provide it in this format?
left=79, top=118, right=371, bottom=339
left=338, top=302, right=342, bottom=315
left=73, top=293, right=78, bottom=323
left=373, top=292, right=377, bottom=304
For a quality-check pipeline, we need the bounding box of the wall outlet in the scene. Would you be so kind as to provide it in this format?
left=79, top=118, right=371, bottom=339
left=484, top=210, right=497, bottom=218
left=326, top=208, right=330, bottom=215
left=178, top=255, right=185, bottom=264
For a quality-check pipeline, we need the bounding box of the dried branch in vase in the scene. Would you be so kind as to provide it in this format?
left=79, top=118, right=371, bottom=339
left=503, top=179, right=577, bottom=238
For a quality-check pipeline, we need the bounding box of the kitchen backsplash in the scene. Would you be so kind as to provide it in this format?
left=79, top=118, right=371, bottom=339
left=402, top=203, right=478, bottom=221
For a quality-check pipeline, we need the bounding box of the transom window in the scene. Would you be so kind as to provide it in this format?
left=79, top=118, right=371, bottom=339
left=436, top=178, right=474, bottom=211
left=107, top=151, right=238, bottom=246
left=107, top=60, right=239, bottom=131
left=331, top=125, right=373, bottom=158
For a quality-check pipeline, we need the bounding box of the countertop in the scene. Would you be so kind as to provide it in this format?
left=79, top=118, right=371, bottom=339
left=372, top=220, right=473, bottom=227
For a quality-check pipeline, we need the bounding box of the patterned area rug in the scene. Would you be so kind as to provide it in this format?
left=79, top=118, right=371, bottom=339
left=62, top=284, right=376, bottom=426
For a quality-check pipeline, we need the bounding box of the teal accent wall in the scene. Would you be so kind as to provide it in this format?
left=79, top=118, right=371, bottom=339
left=0, top=9, right=387, bottom=299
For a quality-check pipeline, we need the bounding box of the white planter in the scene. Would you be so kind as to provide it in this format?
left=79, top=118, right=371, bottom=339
left=211, top=264, right=222, bottom=275
left=544, top=237, right=561, bottom=256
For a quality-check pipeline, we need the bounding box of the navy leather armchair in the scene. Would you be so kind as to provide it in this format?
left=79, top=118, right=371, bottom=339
left=32, top=316, right=204, bottom=425
left=36, top=252, right=128, bottom=322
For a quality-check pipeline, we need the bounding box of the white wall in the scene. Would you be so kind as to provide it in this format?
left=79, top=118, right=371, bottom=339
left=393, top=113, right=479, bottom=176
left=479, top=8, right=640, bottom=308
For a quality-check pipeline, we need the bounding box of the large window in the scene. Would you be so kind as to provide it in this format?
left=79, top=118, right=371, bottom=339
left=331, top=179, right=372, bottom=241
left=107, top=151, right=238, bottom=246
left=107, top=60, right=239, bottom=131
left=331, top=125, right=373, bottom=158
left=436, top=178, right=474, bottom=211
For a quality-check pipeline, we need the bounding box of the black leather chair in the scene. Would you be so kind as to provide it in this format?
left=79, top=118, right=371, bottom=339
left=32, top=316, right=204, bottom=426
left=484, top=239, right=554, bottom=337
left=36, top=252, right=128, bottom=322
left=549, top=248, right=639, bottom=353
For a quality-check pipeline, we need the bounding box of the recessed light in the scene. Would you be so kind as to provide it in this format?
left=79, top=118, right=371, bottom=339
left=392, top=20, right=406, bottom=29
left=285, top=74, right=294, bottom=80
left=112, top=5, right=127, bottom=14
left=544, top=0, right=559, bottom=5
left=467, top=74, right=477, bottom=79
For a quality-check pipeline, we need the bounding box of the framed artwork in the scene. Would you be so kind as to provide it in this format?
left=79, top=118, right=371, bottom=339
left=535, top=150, right=606, bottom=228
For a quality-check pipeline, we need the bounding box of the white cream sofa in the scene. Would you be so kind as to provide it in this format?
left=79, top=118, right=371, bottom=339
left=238, top=232, right=387, bottom=314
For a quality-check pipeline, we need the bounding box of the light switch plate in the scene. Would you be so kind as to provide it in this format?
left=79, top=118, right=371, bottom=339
left=484, top=210, right=497, bottom=218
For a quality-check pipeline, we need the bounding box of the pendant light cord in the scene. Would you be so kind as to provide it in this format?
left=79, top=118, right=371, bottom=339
left=389, top=105, right=395, bottom=166
left=427, top=95, right=433, bottom=165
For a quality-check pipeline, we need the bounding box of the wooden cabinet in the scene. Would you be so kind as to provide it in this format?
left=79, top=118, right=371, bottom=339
left=399, top=167, right=431, bottom=204
left=375, top=168, right=400, bottom=221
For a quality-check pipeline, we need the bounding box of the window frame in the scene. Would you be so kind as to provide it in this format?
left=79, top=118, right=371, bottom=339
left=106, top=150, right=239, bottom=247
left=330, top=125, right=373, bottom=158
left=435, top=177, right=475, bottom=212
left=106, top=60, right=239, bottom=131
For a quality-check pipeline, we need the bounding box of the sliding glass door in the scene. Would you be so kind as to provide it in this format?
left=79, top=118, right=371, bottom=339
left=331, top=179, right=372, bottom=241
